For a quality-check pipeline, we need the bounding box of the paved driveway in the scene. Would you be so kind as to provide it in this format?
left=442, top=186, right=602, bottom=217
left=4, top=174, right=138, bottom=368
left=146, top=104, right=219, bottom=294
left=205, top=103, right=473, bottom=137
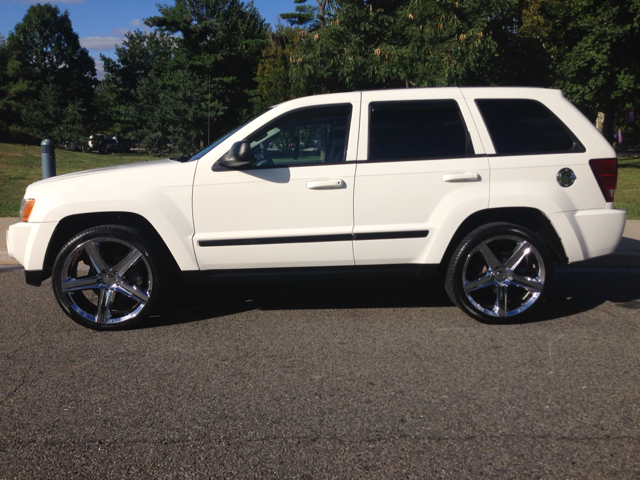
left=1, top=268, right=639, bottom=478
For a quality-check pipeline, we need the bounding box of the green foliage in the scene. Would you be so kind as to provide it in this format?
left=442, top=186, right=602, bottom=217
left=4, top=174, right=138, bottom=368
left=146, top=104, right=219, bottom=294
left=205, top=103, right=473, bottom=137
left=21, top=83, right=87, bottom=145
left=2, top=0, right=639, bottom=152
left=254, top=27, right=303, bottom=112
left=615, top=156, right=640, bottom=220
left=134, top=69, right=210, bottom=155
left=99, top=30, right=176, bottom=137
left=524, top=0, right=640, bottom=138
left=99, top=1, right=268, bottom=155
left=0, top=4, right=96, bottom=143
left=280, top=0, right=504, bottom=96
left=280, top=0, right=321, bottom=30
left=469, top=0, right=553, bottom=87
left=146, top=0, right=268, bottom=139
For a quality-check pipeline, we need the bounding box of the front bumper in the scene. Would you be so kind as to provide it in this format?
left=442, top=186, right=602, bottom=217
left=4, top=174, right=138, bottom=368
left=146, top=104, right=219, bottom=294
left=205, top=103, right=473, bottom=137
left=6, top=221, right=58, bottom=272
left=25, top=270, right=45, bottom=286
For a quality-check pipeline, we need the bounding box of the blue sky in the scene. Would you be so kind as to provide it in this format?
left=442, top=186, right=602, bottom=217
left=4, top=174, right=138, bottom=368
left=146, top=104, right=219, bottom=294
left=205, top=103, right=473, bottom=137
left=0, top=0, right=297, bottom=78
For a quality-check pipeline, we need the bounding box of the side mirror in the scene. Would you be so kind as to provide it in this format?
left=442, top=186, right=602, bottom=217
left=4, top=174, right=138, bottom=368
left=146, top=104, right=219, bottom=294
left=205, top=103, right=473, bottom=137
left=215, top=141, right=253, bottom=169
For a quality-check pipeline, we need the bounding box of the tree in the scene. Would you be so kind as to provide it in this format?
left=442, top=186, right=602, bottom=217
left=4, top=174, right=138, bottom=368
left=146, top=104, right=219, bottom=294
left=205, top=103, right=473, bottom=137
left=99, top=30, right=176, bottom=136
left=0, top=35, right=8, bottom=99
left=524, top=0, right=640, bottom=140
left=133, top=68, right=211, bottom=155
left=467, top=0, right=553, bottom=88
left=1, top=3, right=96, bottom=143
left=280, top=0, right=334, bottom=30
left=286, top=0, right=504, bottom=96
left=0, top=35, right=10, bottom=133
left=146, top=0, right=268, bottom=141
left=254, top=26, right=303, bottom=112
left=280, top=0, right=318, bottom=29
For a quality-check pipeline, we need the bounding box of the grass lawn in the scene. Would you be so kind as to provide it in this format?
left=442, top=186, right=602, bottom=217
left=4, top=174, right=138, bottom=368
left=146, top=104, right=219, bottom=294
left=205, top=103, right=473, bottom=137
left=616, top=155, right=640, bottom=220
left=1, top=142, right=639, bottom=219
left=0, top=143, right=165, bottom=217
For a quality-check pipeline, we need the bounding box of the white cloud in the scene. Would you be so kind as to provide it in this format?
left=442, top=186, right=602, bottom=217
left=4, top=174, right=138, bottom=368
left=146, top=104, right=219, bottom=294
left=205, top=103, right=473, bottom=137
left=107, top=19, right=150, bottom=39
left=93, top=56, right=105, bottom=80
left=130, top=18, right=150, bottom=31
left=80, top=36, right=123, bottom=51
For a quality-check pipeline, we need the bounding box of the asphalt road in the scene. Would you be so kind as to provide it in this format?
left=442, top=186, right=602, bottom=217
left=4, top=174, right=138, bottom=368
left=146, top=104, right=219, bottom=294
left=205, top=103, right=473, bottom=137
left=1, top=267, right=640, bottom=478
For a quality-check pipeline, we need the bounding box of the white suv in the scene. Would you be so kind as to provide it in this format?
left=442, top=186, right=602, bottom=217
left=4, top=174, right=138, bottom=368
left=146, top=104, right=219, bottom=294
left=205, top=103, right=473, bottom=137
left=7, top=87, right=626, bottom=329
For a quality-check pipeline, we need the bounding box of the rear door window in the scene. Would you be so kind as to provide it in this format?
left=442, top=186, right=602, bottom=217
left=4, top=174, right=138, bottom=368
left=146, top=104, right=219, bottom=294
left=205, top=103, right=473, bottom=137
left=368, top=100, right=472, bottom=161
left=475, top=99, right=584, bottom=155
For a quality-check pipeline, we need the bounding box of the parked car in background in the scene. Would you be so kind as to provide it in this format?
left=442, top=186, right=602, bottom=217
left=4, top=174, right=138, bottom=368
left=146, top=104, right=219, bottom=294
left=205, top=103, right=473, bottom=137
left=7, top=87, right=626, bottom=330
left=87, top=134, right=106, bottom=152
left=104, top=137, right=120, bottom=154
left=88, top=134, right=123, bottom=154
left=59, top=140, right=81, bottom=152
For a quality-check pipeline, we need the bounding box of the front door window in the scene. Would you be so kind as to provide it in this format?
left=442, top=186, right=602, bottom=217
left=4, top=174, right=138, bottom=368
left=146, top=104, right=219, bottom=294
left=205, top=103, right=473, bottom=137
left=248, top=105, right=352, bottom=167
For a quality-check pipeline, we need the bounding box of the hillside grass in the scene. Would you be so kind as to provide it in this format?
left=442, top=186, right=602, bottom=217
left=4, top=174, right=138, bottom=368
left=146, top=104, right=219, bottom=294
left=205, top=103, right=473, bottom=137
left=1, top=143, right=639, bottom=219
left=0, top=143, right=165, bottom=217
left=616, top=155, right=640, bottom=220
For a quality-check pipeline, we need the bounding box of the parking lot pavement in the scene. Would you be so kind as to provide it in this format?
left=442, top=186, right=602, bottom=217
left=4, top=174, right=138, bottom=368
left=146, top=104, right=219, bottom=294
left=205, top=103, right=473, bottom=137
left=1, top=269, right=639, bottom=478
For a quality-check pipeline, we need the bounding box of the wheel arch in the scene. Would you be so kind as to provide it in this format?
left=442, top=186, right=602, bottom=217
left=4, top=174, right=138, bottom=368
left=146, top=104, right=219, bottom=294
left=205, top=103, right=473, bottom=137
left=42, top=212, right=182, bottom=282
left=437, top=207, right=567, bottom=276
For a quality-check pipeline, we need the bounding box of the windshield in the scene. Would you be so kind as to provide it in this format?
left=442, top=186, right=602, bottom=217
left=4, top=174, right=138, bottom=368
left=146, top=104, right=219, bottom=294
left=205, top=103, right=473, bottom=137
left=188, top=108, right=274, bottom=162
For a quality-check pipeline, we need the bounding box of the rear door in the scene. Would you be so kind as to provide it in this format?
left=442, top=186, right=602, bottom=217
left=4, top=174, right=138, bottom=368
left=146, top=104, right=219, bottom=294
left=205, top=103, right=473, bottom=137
left=353, top=89, right=490, bottom=266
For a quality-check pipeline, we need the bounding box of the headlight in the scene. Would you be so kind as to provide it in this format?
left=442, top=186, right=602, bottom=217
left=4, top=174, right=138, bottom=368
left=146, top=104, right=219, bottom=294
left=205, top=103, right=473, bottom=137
left=20, top=198, right=36, bottom=222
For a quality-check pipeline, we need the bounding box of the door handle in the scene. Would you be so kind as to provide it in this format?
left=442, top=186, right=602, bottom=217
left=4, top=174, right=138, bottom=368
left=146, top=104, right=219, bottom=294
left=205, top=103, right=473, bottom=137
left=442, top=172, right=480, bottom=182
left=307, top=179, right=345, bottom=190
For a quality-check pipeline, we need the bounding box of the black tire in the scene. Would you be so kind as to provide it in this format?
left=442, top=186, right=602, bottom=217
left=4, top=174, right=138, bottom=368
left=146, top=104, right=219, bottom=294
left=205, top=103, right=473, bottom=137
left=52, top=225, right=160, bottom=330
left=445, top=222, right=553, bottom=323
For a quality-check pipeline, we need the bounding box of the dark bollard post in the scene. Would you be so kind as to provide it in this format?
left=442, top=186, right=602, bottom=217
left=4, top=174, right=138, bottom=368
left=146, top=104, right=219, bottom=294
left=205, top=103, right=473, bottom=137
left=40, top=139, right=56, bottom=179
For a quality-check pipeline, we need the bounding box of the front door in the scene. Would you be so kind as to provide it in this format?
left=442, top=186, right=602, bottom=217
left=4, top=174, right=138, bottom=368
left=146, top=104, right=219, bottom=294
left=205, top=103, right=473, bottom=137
left=192, top=97, right=360, bottom=270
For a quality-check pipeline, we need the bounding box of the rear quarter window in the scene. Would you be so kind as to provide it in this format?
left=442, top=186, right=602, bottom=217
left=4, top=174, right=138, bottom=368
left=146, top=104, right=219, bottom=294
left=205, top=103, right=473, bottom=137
left=475, top=99, right=584, bottom=156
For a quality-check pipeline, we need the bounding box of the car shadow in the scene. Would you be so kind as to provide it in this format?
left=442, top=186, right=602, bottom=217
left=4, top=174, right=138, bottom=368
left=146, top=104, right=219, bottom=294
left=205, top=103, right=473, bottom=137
left=143, top=277, right=451, bottom=329
left=140, top=267, right=640, bottom=329
left=532, top=267, right=640, bottom=322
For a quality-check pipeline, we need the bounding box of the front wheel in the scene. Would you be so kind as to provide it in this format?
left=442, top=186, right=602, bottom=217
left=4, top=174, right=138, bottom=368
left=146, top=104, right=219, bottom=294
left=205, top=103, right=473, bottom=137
left=445, top=223, right=553, bottom=323
left=52, top=226, right=160, bottom=330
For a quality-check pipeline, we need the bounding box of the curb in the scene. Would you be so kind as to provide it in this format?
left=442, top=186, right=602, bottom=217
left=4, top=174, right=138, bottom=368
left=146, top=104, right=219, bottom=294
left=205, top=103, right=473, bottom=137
left=0, top=217, right=19, bottom=265
left=0, top=250, right=20, bottom=266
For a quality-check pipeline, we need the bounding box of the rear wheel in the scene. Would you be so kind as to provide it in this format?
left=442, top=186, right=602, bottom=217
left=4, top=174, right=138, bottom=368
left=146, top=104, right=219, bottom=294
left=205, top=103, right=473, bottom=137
left=445, top=223, right=553, bottom=322
left=52, top=226, right=160, bottom=330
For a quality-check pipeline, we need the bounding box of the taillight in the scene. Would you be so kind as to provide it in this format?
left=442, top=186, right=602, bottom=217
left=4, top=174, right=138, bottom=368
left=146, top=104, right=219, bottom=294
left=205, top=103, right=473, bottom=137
left=589, top=158, right=618, bottom=203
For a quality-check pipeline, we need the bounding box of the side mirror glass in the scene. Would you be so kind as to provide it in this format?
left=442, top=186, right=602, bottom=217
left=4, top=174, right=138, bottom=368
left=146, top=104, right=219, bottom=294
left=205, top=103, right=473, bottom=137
left=215, top=141, right=253, bottom=169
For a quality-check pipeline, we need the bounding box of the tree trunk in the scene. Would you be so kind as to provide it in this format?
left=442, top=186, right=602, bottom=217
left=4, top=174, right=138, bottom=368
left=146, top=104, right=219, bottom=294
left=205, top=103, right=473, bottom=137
left=595, top=112, right=605, bottom=132
left=602, top=110, right=615, bottom=146
left=317, top=0, right=326, bottom=28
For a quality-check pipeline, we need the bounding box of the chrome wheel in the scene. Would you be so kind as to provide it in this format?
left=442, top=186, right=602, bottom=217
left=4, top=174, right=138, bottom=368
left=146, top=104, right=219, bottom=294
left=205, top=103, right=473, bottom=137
left=446, top=223, right=552, bottom=323
left=462, top=235, right=545, bottom=318
left=53, top=227, right=158, bottom=329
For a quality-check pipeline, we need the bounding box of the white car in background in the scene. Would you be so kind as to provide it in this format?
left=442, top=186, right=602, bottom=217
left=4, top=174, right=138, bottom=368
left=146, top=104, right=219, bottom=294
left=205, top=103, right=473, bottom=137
left=7, top=87, right=625, bottom=329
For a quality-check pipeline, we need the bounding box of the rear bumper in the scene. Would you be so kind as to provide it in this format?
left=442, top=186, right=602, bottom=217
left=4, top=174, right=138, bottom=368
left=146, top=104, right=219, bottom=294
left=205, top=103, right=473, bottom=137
left=549, top=207, right=626, bottom=263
